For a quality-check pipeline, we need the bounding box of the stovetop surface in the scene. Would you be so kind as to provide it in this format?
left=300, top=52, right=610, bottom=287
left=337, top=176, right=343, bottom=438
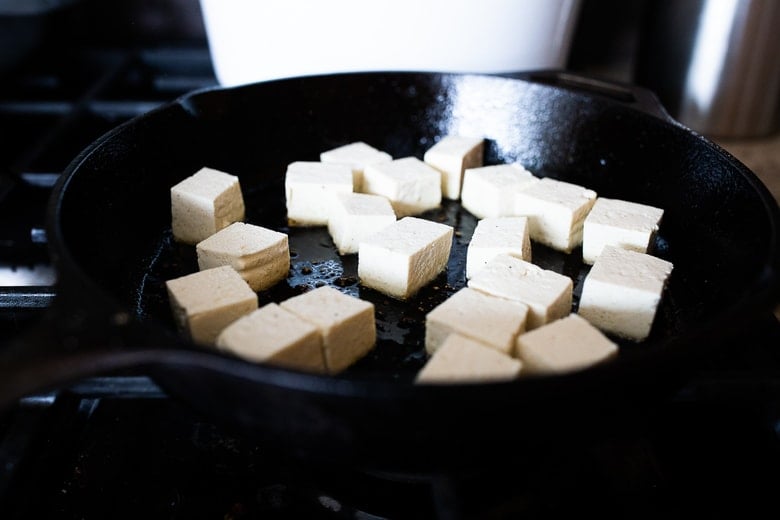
left=1, top=30, right=779, bottom=519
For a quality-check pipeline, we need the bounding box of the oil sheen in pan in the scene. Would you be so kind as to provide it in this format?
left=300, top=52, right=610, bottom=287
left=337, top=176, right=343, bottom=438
left=135, top=186, right=679, bottom=382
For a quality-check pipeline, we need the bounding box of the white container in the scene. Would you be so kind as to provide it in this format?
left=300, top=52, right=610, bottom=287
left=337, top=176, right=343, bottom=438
left=199, top=0, right=582, bottom=86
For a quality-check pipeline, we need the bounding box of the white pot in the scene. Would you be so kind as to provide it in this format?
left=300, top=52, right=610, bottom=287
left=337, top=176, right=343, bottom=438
left=199, top=0, right=582, bottom=86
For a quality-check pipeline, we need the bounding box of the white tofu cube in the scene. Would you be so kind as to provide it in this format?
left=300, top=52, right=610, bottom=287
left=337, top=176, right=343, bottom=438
left=466, top=216, right=532, bottom=279
left=425, top=287, right=529, bottom=356
left=216, top=303, right=325, bottom=372
left=284, top=161, right=353, bottom=226
left=358, top=216, right=453, bottom=300
left=514, top=178, right=597, bottom=253
left=280, top=286, right=376, bottom=374
left=416, top=333, right=522, bottom=384
left=320, top=141, right=393, bottom=192
left=461, top=163, right=539, bottom=219
left=577, top=246, right=673, bottom=341
left=165, top=266, right=258, bottom=345
left=362, top=157, right=441, bottom=217
left=423, top=135, right=484, bottom=199
left=582, top=197, right=664, bottom=265
left=468, top=254, right=572, bottom=329
left=196, top=222, right=290, bottom=291
left=515, top=314, right=618, bottom=375
left=327, top=192, right=396, bottom=255
left=170, top=167, right=245, bottom=244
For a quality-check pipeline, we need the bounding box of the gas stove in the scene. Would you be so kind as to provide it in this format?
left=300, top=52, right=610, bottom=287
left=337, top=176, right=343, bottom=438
left=2, top=15, right=780, bottom=520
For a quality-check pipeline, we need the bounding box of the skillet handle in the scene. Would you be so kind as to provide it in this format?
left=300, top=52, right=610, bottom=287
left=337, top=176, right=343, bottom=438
left=0, top=284, right=171, bottom=410
left=514, top=70, right=677, bottom=124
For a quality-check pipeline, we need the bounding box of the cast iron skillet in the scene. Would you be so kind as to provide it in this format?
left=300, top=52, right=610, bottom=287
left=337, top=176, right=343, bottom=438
left=1, top=71, right=778, bottom=472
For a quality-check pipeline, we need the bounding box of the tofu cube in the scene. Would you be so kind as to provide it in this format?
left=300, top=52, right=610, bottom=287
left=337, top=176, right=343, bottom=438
left=425, top=287, right=529, bottom=356
left=461, top=163, right=539, bottom=219
left=416, top=333, right=523, bottom=384
left=320, top=141, right=392, bottom=192
left=577, top=246, right=673, bottom=341
left=423, top=135, right=484, bottom=199
left=515, top=314, right=618, bottom=375
left=362, top=157, right=441, bottom=217
left=171, top=167, right=245, bottom=244
left=514, top=178, right=597, bottom=253
left=358, top=216, right=453, bottom=300
left=280, top=286, right=376, bottom=374
left=165, top=265, right=258, bottom=345
left=285, top=161, right=353, bottom=226
left=582, top=197, right=664, bottom=265
left=466, top=216, right=532, bottom=279
left=468, top=254, right=572, bottom=329
left=196, top=222, right=290, bottom=291
left=216, top=303, right=325, bottom=372
left=327, top=192, right=396, bottom=255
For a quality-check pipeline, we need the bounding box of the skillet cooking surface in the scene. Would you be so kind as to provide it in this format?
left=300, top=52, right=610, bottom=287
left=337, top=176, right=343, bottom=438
left=137, top=199, right=674, bottom=382
left=55, top=72, right=778, bottom=384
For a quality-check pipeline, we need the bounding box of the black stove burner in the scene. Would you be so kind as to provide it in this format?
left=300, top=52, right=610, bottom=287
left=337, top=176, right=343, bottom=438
left=0, top=45, right=216, bottom=343
left=1, top=27, right=779, bottom=520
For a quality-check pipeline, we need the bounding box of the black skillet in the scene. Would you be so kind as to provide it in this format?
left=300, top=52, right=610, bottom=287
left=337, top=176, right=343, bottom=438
left=1, top=71, right=778, bottom=473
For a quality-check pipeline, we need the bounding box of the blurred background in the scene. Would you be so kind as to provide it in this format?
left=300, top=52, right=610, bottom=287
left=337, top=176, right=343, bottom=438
left=2, top=0, right=778, bottom=199
left=569, top=0, right=780, bottom=201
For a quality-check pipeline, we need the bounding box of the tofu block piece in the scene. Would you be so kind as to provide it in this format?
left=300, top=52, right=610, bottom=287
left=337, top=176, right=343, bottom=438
left=577, top=246, right=673, bottom=341
left=461, top=163, right=539, bottom=219
left=416, top=333, right=522, bottom=384
left=171, top=167, right=245, bottom=244
left=280, top=286, right=375, bottom=374
left=362, top=157, right=441, bottom=217
left=216, top=303, right=325, bottom=372
left=423, top=135, right=484, bottom=199
left=196, top=222, right=290, bottom=291
left=582, top=197, right=664, bottom=265
left=468, top=254, right=572, bottom=329
left=327, top=192, right=396, bottom=255
left=425, top=287, right=529, bottom=356
left=358, top=216, right=453, bottom=300
left=514, top=178, right=597, bottom=253
left=320, top=141, right=392, bottom=192
left=515, top=314, right=618, bottom=375
left=165, top=266, right=258, bottom=345
left=284, top=161, right=353, bottom=226
left=466, top=216, right=532, bottom=279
